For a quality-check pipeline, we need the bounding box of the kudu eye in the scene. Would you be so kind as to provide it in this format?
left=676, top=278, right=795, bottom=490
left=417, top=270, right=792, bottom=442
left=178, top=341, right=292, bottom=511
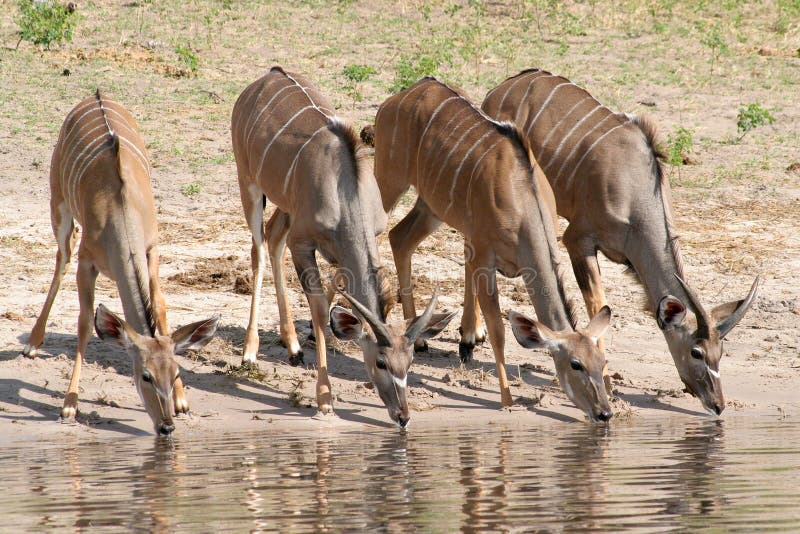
left=142, top=371, right=153, bottom=383
left=690, top=346, right=705, bottom=360
left=376, top=359, right=388, bottom=370
left=570, top=360, right=584, bottom=372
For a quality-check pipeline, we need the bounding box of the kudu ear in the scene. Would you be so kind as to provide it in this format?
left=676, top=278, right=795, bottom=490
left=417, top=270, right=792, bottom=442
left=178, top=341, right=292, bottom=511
left=657, top=295, right=686, bottom=330
left=583, top=305, right=611, bottom=342
left=172, top=316, right=220, bottom=355
left=712, top=275, right=759, bottom=339
left=95, top=304, right=139, bottom=347
left=330, top=306, right=363, bottom=341
left=415, top=310, right=458, bottom=341
left=508, top=310, right=560, bottom=350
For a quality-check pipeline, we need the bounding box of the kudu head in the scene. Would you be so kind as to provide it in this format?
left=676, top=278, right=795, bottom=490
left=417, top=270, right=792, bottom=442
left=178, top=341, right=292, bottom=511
left=330, top=288, right=457, bottom=429
left=657, top=275, right=759, bottom=416
left=94, top=304, right=220, bottom=436
left=509, top=306, right=613, bottom=423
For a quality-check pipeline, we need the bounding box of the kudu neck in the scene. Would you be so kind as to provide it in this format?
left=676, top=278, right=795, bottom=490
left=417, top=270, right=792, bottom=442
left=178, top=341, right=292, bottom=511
left=626, top=235, right=697, bottom=317
left=519, top=198, right=576, bottom=333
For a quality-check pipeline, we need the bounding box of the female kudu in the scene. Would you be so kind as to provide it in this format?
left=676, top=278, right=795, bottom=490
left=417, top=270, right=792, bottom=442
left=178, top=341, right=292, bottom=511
left=231, top=67, right=454, bottom=427
left=23, top=92, right=219, bottom=435
left=482, top=68, right=758, bottom=414
left=373, top=78, right=613, bottom=422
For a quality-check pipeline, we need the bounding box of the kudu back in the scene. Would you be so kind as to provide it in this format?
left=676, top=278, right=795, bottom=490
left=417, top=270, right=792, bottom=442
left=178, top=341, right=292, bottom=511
left=22, top=92, right=219, bottom=435
left=231, top=67, right=455, bottom=426
left=373, top=77, right=613, bottom=422
left=483, top=69, right=758, bottom=414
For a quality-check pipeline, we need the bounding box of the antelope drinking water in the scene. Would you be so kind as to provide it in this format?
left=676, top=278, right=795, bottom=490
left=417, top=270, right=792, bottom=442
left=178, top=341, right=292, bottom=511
left=22, top=92, right=220, bottom=435
left=372, top=77, right=613, bottom=421
left=482, top=68, right=759, bottom=414
left=231, top=67, right=455, bottom=426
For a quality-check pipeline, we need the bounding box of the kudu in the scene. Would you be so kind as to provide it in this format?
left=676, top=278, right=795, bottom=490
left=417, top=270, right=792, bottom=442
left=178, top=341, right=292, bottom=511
left=22, top=92, right=219, bottom=435
left=231, top=67, right=455, bottom=426
left=482, top=68, right=759, bottom=414
left=372, top=77, right=612, bottom=421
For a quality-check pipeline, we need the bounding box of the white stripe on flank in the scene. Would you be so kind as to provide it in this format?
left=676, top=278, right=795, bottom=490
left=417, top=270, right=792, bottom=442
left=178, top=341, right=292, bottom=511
left=513, top=73, right=551, bottom=124
left=253, top=105, right=316, bottom=180
left=445, top=130, right=493, bottom=216
left=66, top=138, right=114, bottom=215
left=61, top=100, right=100, bottom=144
left=429, top=121, right=483, bottom=195
left=244, top=85, right=295, bottom=149
left=496, top=72, right=544, bottom=114
left=388, top=81, right=430, bottom=162
left=537, top=95, right=593, bottom=154
left=115, top=135, right=150, bottom=176
left=464, top=138, right=502, bottom=216
left=418, top=107, right=472, bottom=181
left=282, top=124, right=329, bottom=194
left=96, top=107, right=140, bottom=138
left=543, top=105, right=603, bottom=175
left=523, top=82, right=573, bottom=138
left=562, top=121, right=627, bottom=184
left=282, top=71, right=332, bottom=118
left=61, top=122, right=108, bottom=179
left=414, top=96, right=460, bottom=176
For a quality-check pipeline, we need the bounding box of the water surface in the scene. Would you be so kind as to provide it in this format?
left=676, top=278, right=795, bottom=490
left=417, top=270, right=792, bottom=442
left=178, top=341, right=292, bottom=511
left=2, top=416, right=798, bottom=532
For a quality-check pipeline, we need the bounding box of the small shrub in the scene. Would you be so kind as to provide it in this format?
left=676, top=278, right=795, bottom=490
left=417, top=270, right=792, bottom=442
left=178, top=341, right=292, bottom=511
left=457, top=0, right=489, bottom=81
left=736, top=103, right=775, bottom=141
left=390, top=37, right=453, bottom=93
left=174, top=43, right=199, bottom=75
left=15, top=0, right=76, bottom=49
left=697, top=22, right=728, bottom=75
left=666, top=126, right=694, bottom=166
left=341, top=64, right=377, bottom=105
left=181, top=182, right=201, bottom=196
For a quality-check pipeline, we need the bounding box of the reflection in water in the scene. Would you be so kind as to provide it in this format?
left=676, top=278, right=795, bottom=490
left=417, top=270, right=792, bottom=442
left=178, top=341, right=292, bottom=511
left=554, top=424, right=611, bottom=530
left=663, top=419, right=726, bottom=525
left=458, top=430, right=510, bottom=531
left=1, top=418, right=798, bottom=531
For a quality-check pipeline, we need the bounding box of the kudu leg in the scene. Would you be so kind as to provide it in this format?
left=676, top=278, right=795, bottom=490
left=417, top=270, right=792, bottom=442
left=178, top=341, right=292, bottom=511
left=459, top=241, right=487, bottom=363
left=388, top=198, right=442, bottom=351
left=61, top=258, right=99, bottom=420
left=292, top=247, right=333, bottom=415
left=265, top=210, right=304, bottom=365
left=563, top=229, right=612, bottom=394
left=472, top=257, right=513, bottom=407
left=242, top=191, right=267, bottom=365
left=23, top=208, right=77, bottom=358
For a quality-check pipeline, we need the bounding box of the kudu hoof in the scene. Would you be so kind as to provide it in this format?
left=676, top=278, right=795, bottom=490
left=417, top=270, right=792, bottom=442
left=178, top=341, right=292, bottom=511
left=60, top=406, right=77, bottom=421
left=458, top=327, right=486, bottom=345
left=174, top=400, right=190, bottom=415
left=21, top=344, right=38, bottom=359
left=288, top=351, right=305, bottom=367
left=459, top=342, right=474, bottom=363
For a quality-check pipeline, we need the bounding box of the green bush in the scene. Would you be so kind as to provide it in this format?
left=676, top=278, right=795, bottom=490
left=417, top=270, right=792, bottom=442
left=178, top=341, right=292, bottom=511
left=390, top=37, right=453, bottom=93
left=341, top=64, right=377, bottom=104
left=174, top=43, right=199, bottom=75
left=666, top=126, right=694, bottom=166
left=736, top=103, right=775, bottom=141
left=16, top=0, right=76, bottom=49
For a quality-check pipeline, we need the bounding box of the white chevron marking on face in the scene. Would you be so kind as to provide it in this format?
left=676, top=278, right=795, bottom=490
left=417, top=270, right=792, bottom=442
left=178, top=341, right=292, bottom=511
left=392, top=374, right=407, bottom=389
left=707, top=366, right=721, bottom=379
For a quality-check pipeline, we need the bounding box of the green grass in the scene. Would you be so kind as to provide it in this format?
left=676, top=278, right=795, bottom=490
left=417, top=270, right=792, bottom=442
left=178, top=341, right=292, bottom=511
left=1, top=0, right=797, bottom=193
